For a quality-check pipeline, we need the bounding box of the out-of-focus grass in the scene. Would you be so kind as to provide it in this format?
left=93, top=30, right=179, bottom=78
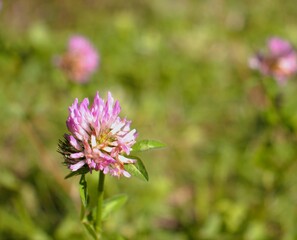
left=1, top=0, right=297, bottom=239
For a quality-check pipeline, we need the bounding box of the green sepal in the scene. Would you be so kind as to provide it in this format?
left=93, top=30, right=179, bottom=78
left=124, top=156, right=149, bottom=181
left=102, top=194, right=128, bottom=220
left=132, top=139, right=166, bottom=152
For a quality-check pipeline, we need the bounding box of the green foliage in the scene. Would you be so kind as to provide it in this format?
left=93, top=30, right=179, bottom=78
left=124, top=156, right=149, bottom=181
left=79, top=175, right=89, bottom=208
left=102, top=194, right=128, bottom=220
left=132, top=139, right=166, bottom=152
left=65, top=167, right=90, bottom=179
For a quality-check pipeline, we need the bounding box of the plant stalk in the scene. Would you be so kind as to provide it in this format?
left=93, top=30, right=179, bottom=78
left=259, top=77, right=295, bottom=133
left=95, top=170, right=105, bottom=239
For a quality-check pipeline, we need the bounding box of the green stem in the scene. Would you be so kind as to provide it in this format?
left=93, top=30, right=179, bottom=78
left=259, top=77, right=295, bottom=133
left=95, top=171, right=105, bottom=239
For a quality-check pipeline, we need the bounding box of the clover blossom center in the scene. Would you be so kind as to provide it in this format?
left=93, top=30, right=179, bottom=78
left=90, top=128, right=116, bottom=152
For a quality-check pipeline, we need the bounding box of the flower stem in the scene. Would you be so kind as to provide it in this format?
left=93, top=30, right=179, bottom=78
left=259, top=77, right=295, bottom=133
left=95, top=170, right=105, bottom=239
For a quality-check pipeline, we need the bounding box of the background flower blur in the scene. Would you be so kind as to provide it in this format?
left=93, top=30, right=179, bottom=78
left=249, top=37, right=297, bottom=85
left=56, top=35, right=99, bottom=83
left=1, top=1, right=297, bottom=239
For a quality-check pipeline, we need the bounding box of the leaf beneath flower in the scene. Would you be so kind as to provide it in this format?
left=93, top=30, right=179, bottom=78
left=124, top=157, right=149, bottom=181
left=64, top=166, right=89, bottom=179
left=132, top=139, right=166, bottom=152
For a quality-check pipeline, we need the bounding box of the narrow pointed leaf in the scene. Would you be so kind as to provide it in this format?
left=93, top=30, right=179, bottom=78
left=102, top=194, right=128, bottom=220
left=124, top=157, right=149, bottom=181
left=80, top=203, right=86, bottom=221
left=82, top=221, right=97, bottom=240
left=64, top=166, right=89, bottom=179
left=132, top=139, right=165, bottom=152
left=64, top=171, right=78, bottom=179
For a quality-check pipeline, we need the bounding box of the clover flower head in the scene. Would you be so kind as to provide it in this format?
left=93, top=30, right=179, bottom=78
left=58, top=91, right=137, bottom=178
left=56, top=35, right=99, bottom=83
left=249, top=37, right=297, bottom=84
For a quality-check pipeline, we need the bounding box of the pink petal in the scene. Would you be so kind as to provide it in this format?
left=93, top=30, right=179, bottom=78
left=70, top=152, right=85, bottom=159
left=70, top=160, right=85, bottom=171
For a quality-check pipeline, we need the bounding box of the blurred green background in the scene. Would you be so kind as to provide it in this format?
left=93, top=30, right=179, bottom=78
left=1, top=0, right=297, bottom=239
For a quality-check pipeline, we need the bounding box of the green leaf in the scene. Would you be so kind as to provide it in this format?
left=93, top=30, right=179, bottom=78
left=64, top=166, right=89, bottom=179
left=79, top=174, right=89, bottom=208
left=132, top=139, right=165, bottom=152
left=102, top=194, right=128, bottom=220
left=124, top=157, right=149, bottom=181
left=82, top=221, right=97, bottom=240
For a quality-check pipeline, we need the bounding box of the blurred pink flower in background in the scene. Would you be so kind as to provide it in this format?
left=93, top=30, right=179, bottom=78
left=56, top=35, right=99, bottom=83
left=58, top=91, right=137, bottom=178
left=249, top=37, right=297, bottom=85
